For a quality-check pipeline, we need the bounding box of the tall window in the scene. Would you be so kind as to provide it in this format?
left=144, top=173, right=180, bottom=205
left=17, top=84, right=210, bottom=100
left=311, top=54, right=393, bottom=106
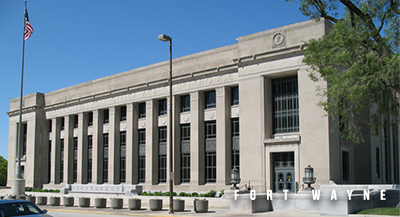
left=22, top=123, right=27, bottom=156
left=181, top=124, right=190, bottom=183
left=376, top=147, right=380, bottom=178
left=103, top=134, right=109, bottom=183
left=139, top=102, right=146, bottom=118
left=120, top=106, right=127, bottom=121
left=272, top=76, right=299, bottom=134
left=88, top=112, right=93, bottom=126
left=159, top=127, right=167, bottom=183
left=48, top=140, right=51, bottom=183
left=205, top=91, right=216, bottom=109
left=205, top=121, right=216, bottom=183
left=120, top=132, right=126, bottom=183
left=48, top=120, right=52, bottom=132
left=61, top=117, right=65, bottom=130
left=104, top=109, right=109, bottom=124
left=60, top=139, right=64, bottom=183
left=232, top=118, right=239, bottom=170
left=231, top=86, right=239, bottom=105
left=181, top=95, right=190, bottom=112
left=73, top=137, right=78, bottom=183
left=138, top=129, right=146, bottom=183
left=159, top=99, right=167, bottom=115
left=342, top=151, right=349, bottom=181
left=88, top=136, right=93, bottom=183
left=74, top=115, right=78, bottom=128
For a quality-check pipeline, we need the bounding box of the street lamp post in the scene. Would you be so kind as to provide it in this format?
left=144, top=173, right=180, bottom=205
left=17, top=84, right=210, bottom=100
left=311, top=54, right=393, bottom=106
left=158, top=34, right=174, bottom=214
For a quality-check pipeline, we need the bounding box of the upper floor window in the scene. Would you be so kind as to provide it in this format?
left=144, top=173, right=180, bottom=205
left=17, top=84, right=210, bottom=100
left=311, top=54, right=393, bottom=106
left=48, top=120, right=52, bottom=132
left=88, top=112, right=93, bottom=126
left=159, top=99, right=167, bottom=116
left=139, top=102, right=146, bottom=118
left=104, top=109, right=109, bottom=124
left=60, top=117, right=65, bottom=130
left=181, top=95, right=190, bottom=112
left=205, top=91, right=216, bottom=109
left=74, top=115, right=78, bottom=128
left=120, top=106, right=127, bottom=121
left=272, top=76, right=299, bottom=134
left=231, top=86, right=239, bottom=105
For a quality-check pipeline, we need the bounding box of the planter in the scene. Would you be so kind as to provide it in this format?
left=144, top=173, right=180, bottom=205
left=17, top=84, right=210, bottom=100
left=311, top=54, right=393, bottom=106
left=128, top=198, right=141, bottom=210
left=49, top=197, right=60, bottom=206
left=194, top=200, right=208, bottom=213
left=149, top=199, right=162, bottom=211
left=63, top=197, right=74, bottom=207
left=94, top=198, right=107, bottom=208
left=173, top=200, right=185, bottom=212
left=79, top=197, right=90, bottom=207
left=110, top=198, right=123, bottom=209
left=26, top=196, right=36, bottom=204
left=36, top=196, right=47, bottom=205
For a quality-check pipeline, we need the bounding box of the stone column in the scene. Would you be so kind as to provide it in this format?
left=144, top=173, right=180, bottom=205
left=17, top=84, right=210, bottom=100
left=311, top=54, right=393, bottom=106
left=51, top=118, right=61, bottom=184
left=145, top=99, right=158, bottom=185
left=172, top=96, right=181, bottom=184
left=64, top=115, right=73, bottom=184
left=92, top=110, right=103, bottom=184
left=77, top=113, right=88, bottom=184
left=190, top=91, right=204, bottom=185
left=126, top=103, right=138, bottom=184
left=216, top=86, right=231, bottom=185
left=108, top=107, right=120, bottom=184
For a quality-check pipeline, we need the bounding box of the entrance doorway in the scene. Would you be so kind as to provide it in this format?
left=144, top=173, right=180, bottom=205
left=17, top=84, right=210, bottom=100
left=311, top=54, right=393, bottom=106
left=273, top=152, right=294, bottom=192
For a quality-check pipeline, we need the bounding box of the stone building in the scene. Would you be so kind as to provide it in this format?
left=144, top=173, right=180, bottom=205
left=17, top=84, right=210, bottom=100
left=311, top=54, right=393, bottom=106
left=7, top=19, right=399, bottom=193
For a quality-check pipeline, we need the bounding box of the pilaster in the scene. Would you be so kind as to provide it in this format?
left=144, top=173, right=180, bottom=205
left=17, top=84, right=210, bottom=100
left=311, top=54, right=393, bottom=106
left=108, top=107, right=120, bottom=184
left=77, top=113, right=88, bottom=184
left=64, top=115, right=73, bottom=184
left=190, top=91, right=204, bottom=185
left=91, top=110, right=103, bottom=184
left=145, top=99, right=158, bottom=185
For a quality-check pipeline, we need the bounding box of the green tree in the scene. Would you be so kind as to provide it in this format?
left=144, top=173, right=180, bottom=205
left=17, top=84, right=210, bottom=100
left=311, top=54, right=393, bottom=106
left=0, top=156, right=7, bottom=186
left=287, top=0, right=400, bottom=143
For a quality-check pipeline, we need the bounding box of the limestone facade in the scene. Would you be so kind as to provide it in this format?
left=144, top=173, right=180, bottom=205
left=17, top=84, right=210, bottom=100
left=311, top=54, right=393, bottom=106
left=7, top=19, right=399, bottom=192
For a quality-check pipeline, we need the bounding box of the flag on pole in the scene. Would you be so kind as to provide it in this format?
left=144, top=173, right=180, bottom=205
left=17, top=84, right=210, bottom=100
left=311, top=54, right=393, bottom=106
left=24, top=6, right=33, bottom=40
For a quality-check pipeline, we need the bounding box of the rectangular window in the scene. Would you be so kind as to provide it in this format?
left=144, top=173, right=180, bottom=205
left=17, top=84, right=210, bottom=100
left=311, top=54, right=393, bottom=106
left=272, top=76, right=299, bottom=134
left=205, top=91, right=216, bottom=109
left=74, top=115, right=79, bottom=128
left=48, top=120, right=52, bottom=132
left=22, top=123, right=27, bottom=156
left=205, top=121, right=216, bottom=183
left=103, top=133, right=109, bottom=183
left=88, top=112, right=93, bottom=126
left=104, top=110, right=109, bottom=124
left=181, top=124, right=190, bottom=183
left=88, top=135, right=93, bottom=183
left=120, top=106, right=127, bottom=121
left=139, top=103, right=146, bottom=118
left=376, top=147, right=380, bottom=178
left=120, top=132, right=126, bottom=183
left=181, top=95, right=191, bottom=112
left=60, top=139, right=64, bottom=183
left=232, top=118, right=239, bottom=170
left=138, top=129, right=146, bottom=183
left=48, top=140, right=51, bottom=183
left=231, top=86, right=239, bottom=105
left=61, top=117, right=65, bottom=130
left=159, top=127, right=167, bottom=183
left=342, top=151, right=349, bottom=181
left=159, top=99, right=167, bottom=116
left=73, top=137, right=78, bottom=183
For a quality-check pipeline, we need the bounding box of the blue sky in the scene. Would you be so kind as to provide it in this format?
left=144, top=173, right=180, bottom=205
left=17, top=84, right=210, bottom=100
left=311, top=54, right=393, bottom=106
left=0, top=0, right=343, bottom=160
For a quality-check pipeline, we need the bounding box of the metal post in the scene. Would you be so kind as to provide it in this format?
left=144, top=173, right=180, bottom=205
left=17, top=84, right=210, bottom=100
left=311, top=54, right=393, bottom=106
left=168, top=37, right=174, bottom=214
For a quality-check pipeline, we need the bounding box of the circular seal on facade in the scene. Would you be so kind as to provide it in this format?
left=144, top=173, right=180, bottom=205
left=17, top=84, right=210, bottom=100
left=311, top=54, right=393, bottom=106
left=183, top=115, right=189, bottom=122
left=208, top=112, right=215, bottom=119
left=140, top=121, right=146, bottom=128
left=161, top=118, right=167, bottom=125
left=273, top=32, right=285, bottom=45
left=235, top=108, right=239, bottom=116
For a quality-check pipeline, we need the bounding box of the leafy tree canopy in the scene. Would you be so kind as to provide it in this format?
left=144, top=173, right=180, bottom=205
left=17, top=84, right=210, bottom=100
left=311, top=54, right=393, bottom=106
left=0, top=156, right=7, bottom=186
left=287, top=0, right=400, bottom=143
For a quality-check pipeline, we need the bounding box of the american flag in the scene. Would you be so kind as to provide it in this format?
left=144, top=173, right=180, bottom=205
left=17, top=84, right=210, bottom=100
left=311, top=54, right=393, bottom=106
left=24, top=7, right=33, bottom=40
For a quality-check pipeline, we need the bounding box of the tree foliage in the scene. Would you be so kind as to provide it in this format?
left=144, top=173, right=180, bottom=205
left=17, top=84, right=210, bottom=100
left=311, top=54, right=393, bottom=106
left=287, top=0, right=400, bottom=143
left=0, top=156, right=7, bottom=186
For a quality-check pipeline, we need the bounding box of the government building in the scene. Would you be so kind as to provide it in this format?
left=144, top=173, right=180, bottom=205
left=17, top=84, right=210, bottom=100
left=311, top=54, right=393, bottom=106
left=7, top=19, right=399, bottom=194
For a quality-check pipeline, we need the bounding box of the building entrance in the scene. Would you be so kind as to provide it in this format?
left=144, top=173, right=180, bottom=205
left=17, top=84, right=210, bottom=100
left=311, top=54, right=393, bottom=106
left=273, top=152, right=294, bottom=192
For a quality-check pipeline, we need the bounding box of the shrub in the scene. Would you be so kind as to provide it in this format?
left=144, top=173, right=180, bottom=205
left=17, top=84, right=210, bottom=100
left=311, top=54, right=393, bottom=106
left=148, top=192, right=154, bottom=196
left=191, top=192, right=199, bottom=197
left=178, top=192, right=187, bottom=197
left=154, top=191, right=163, bottom=196
left=219, top=190, right=224, bottom=197
left=199, top=194, right=206, bottom=197
left=163, top=192, right=169, bottom=196
left=141, top=191, right=148, bottom=196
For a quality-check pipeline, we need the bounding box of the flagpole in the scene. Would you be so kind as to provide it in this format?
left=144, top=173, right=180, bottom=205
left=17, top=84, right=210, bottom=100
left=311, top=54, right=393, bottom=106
left=13, top=0, right=27, bottom=196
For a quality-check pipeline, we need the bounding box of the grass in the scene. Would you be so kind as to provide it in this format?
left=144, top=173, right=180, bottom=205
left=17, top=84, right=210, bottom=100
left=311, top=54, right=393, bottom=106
left=357, top=207, right=400, bottom=216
